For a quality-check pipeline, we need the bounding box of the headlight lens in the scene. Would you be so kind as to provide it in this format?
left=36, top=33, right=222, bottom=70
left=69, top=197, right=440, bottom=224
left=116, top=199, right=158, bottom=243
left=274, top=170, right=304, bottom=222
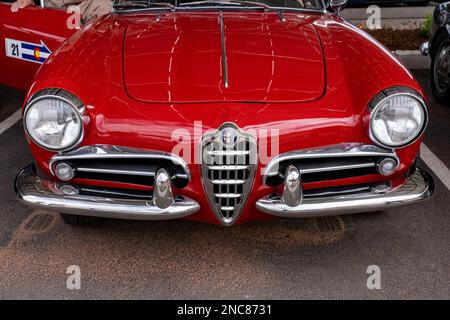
left=24, top=95, right=83, bottom=151
left=370, top=92, right=427, bottom=148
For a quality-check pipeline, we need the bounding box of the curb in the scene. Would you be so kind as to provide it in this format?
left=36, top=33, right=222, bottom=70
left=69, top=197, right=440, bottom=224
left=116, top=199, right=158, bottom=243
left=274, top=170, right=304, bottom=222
left=342, top=6, right=434, bottom=20
left=393, top=50, right=430, bottom=70
left=342, top=6, right=435, bottom=27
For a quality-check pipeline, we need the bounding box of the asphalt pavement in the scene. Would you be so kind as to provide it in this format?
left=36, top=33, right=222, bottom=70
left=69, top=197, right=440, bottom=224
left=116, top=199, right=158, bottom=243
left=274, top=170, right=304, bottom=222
left=0, top=70, right=448, bottom=299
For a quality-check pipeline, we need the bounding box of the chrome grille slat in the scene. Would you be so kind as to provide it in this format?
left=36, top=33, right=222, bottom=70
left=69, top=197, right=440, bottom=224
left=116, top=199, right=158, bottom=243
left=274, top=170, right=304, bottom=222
left=76, top=167, right=155, bottom=177
left=174, top=174, right=189, bottom=179
left=208, top=165, right=249, bottom=170
left=207, top=150, right=250, bottom=156
left=263, top=161, right=376, bottom=176
left=210, top=179, right=246, bottom=185
left=214, top=193, right=241, bottom=198
left=201, top=123, right=257, bottom=226
left=299, top=162, right=375, bottom=174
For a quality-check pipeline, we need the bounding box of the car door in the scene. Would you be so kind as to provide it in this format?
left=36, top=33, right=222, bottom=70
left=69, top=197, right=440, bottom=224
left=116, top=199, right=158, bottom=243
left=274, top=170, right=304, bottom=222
left=0, top=2, right=76, bottom=91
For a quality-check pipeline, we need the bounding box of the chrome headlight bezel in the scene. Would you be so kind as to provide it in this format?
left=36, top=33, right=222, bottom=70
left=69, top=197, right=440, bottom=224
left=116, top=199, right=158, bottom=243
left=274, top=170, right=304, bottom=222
left=369, top=88, right=428, bottom=149
left=23, top=91, right=84, bottom=152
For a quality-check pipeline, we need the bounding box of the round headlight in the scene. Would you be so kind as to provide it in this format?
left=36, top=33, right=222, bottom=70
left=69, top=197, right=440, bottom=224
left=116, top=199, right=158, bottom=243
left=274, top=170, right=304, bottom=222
left=24, top=94, right=83, bottom=151
left=370, top=92, right=427, bottom=148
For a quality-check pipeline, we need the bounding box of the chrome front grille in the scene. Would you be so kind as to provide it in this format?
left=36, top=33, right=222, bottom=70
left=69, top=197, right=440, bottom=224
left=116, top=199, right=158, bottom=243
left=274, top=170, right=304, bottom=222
left=49, top=145, right=190, bottom=188
left=263, top=143, right=399, bottom=186
left=200, top=123, right=257, bottom=226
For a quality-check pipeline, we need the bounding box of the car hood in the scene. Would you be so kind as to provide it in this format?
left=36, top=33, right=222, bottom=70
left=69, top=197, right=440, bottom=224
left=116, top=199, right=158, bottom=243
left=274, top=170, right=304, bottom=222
left=123, top=11, right=325, bottom=103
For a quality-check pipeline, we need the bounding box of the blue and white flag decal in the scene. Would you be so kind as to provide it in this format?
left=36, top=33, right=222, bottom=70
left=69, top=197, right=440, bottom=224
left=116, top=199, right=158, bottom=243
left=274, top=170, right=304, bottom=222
left=5, top=38, right=52, bottom=64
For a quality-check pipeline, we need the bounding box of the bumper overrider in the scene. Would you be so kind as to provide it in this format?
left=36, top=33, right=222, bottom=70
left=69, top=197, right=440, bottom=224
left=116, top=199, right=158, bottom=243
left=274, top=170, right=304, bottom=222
left=15, top=163, right=434, bottom=222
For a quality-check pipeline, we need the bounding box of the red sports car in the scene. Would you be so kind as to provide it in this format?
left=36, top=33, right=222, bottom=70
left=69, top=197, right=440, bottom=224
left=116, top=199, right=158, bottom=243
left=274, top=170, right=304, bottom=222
left=2, top=0, right=433, bottom=226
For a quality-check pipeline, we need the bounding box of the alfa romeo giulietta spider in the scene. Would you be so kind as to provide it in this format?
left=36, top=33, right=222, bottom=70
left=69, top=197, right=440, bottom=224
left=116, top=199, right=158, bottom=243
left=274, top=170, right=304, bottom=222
left=1, top=0, right=434, bottom=226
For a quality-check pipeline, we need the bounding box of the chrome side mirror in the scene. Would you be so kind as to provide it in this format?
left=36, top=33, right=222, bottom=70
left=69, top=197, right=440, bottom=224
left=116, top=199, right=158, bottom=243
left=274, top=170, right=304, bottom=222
left=327, top=0, right=347, bottom=15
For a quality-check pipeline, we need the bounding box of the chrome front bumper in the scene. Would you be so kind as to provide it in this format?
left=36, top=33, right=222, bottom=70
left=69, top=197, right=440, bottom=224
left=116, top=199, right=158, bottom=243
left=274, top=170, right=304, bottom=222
left=15, top=164, right=434, bottom=222
left=15, top=164, right=200, bottom=220
left=256, top=167, right=434, bottom=218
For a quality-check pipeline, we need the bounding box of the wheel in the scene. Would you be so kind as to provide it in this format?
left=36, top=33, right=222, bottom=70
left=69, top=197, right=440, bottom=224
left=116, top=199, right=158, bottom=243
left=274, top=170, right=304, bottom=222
left=60, top=213, right=98, bottom=225
left=431, top=32, right=450, bottom=107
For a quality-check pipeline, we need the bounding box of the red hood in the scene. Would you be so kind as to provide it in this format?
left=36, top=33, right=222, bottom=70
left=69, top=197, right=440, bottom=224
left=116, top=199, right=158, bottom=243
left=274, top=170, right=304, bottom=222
left=123, top=11, right=325, bottom=103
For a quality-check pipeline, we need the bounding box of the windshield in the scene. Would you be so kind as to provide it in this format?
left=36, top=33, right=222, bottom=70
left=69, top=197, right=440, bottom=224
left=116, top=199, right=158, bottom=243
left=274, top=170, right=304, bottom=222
left=113, top=0, right=325, bottom=12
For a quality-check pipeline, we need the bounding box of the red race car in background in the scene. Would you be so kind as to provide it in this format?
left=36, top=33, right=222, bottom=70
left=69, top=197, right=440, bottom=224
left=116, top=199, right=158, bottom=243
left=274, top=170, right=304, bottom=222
left=1, top=0, right=433, bottom=226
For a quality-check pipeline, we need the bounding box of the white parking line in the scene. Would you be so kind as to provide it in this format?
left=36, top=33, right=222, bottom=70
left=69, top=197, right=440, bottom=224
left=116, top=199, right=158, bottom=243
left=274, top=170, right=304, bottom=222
left=0, top=110, right=21, bottom=136
left=421, top=143, right=450, bottom=191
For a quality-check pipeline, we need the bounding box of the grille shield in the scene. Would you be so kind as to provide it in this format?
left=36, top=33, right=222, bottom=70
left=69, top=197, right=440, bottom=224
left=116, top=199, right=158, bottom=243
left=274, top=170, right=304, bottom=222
left=200, top=123, right=257, bottom=226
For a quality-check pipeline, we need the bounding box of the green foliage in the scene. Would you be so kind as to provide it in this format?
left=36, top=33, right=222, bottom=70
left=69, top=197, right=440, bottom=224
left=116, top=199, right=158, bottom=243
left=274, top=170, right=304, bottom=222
left=420, top=15, right=433, bottom=39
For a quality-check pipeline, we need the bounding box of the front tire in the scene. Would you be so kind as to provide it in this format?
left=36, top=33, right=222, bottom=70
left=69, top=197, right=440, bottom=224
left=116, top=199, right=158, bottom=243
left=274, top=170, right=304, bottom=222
left=406, top=1, right=429, bottom=6
left=60, top=213, right=98, bottom=225
left=431, top=33, right=450, bottom=107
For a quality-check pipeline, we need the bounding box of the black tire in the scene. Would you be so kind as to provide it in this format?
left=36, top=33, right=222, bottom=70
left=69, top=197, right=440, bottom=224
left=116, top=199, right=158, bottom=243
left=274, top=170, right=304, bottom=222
left=60, top=213, right=98, bottom=225
left=406, top=1, right=429, bottom=6
left=431, top=32, right=450, bottom=107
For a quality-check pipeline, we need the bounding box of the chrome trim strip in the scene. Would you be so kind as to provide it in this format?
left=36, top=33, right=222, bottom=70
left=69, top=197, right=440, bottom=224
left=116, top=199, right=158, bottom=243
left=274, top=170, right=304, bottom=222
left=49, top=145, right=191, bottom=180
left=76, top=167, right=156, bottom=177
left=303, top=185, right=372, bottom=198
left=219, top=11, right=229, bottom=88
left=297, top=162, right=375, bottom=175
left=79, top=187, right=151, bottom=199
left=15, top=165, right=199, bottom=221
left=112, top=6, right=326, bottom=14
left=263, top=143, right=399, bottom=179
left=256, top=168, right=434, bottom=218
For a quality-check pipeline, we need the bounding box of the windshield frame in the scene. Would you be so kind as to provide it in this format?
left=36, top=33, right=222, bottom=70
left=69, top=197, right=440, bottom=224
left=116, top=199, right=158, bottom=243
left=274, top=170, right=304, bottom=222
left=112, top=0, right=327, bottom=14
